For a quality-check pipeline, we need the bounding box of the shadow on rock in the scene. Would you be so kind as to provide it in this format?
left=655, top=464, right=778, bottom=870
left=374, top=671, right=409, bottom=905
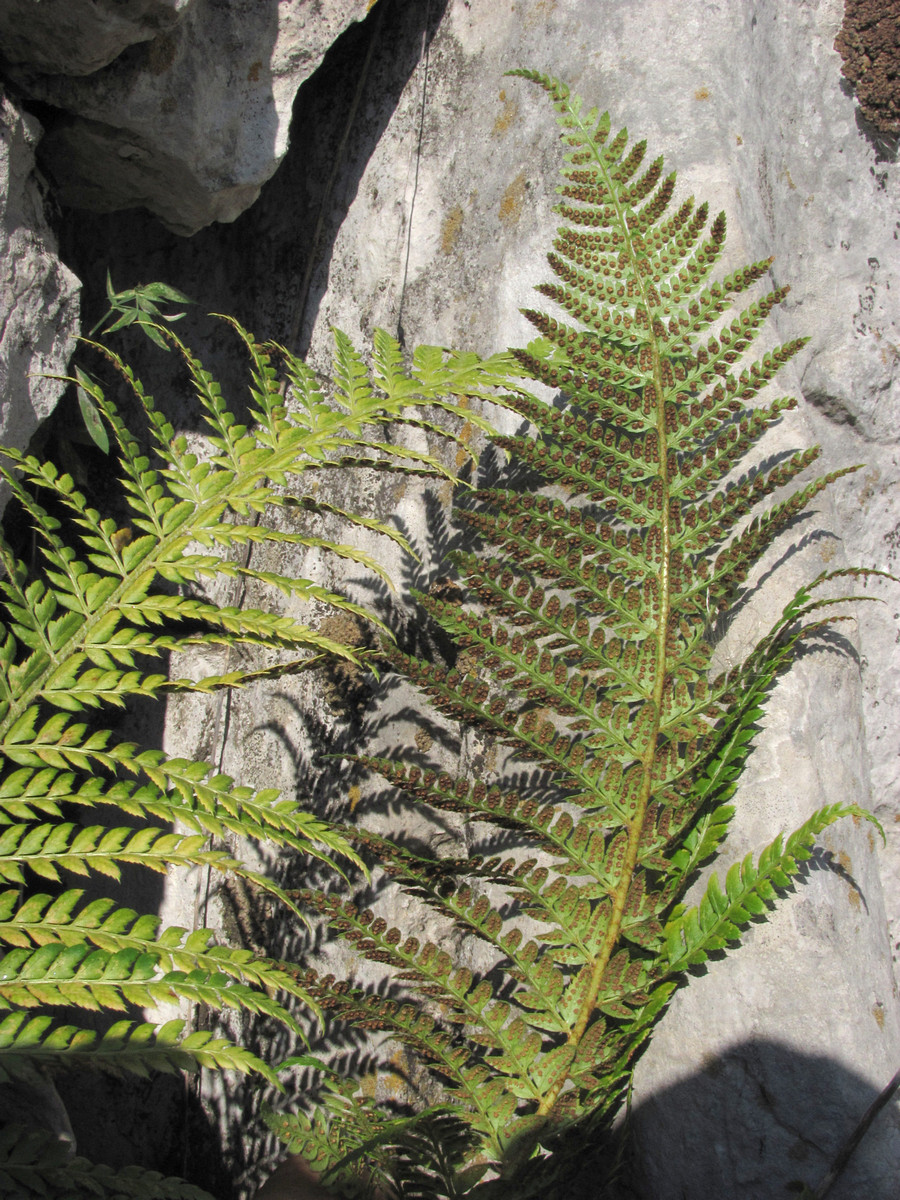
left=622, top=1037, right=900, bottom=1200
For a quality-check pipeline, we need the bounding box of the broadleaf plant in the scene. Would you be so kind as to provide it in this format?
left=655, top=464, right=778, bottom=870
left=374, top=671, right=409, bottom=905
left=272, top=72, right=880, bottom=1198
left=0, top=310, right=519, bottom=1197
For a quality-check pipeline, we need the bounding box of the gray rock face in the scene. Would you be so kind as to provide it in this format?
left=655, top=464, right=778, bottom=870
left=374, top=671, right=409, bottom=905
left=0, top=94, right=79, bottom=455
left=3, top=0, right=373, bottom=234
left=8, top=0, right=900, bottom=1196
left=297, top=5, right=900, bottom=1192
left=0, top=0, right=190, bottom=76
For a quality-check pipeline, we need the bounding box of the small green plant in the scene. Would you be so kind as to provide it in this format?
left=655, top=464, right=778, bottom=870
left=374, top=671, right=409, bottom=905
left=0, top=310, right=518, bottom=1197
left=75, top=277, right=195, bottom=454
left=266, top=72, right=882, bottom=1199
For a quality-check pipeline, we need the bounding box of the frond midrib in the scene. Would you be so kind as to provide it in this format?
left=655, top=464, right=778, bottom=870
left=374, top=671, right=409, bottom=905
left=531, top=94, right=674, bottom=1121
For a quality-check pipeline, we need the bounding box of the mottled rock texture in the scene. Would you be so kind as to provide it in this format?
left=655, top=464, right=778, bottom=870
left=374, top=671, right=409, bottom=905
left=3, top=0, right=900, bottom=1197
left=0, top=0, right=189, bottom=76
left=0, top=92, right=79, bottom=454
left=2, top=0, right=372, bottom=233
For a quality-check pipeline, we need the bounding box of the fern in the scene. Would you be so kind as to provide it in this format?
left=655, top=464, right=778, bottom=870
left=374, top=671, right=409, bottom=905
left=0, top=1122, right=215, bottom=1200
left=279, top=73, right=881, bottom=1197
left=0, top=312, right=518, bottom=1189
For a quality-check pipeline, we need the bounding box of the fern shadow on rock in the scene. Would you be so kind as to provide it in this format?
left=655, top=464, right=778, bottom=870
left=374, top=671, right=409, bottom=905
left=263, top=72, right=887, bottom=1200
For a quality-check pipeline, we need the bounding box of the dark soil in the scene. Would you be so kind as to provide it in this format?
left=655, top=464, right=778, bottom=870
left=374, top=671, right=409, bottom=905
left=835, top=0, right=900, bottom=133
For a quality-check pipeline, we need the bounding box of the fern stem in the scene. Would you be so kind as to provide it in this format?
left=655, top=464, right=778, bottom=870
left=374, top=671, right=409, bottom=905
left=534, top=95, right=673, bottom=1120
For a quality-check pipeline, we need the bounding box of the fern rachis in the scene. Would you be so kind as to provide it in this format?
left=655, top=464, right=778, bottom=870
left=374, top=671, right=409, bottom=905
left=271, top=73, right=879, bottom=1199
left=0, top=308, right=521, bottom=1197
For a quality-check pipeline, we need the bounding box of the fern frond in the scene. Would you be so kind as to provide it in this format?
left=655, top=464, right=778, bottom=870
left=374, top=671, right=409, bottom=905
left=0, top=820, right=244, bottom=885
left=0, top=1123, right=216, bottom=1200
left=0, top=940, right=295, bottom=1030
left=279, top=74, right=881, bottom=1196
left=0, top=1012, right=275, bottom=1085
left=0, top=307, right=521, bottom=1189
left=0, top=889, right=309, bottom=1006
left=298, top=967, right=504, bottom=1149
left=664, top=803, right=872, bottom=970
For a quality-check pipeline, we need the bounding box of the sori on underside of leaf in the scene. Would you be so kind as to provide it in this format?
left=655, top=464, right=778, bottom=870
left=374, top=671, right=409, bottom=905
left=269, top=69, right=885, bottom=1200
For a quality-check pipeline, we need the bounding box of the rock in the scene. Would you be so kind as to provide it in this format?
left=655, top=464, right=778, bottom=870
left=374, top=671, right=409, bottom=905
left=0, top=0, right=190, bottom=77
left=2, top=0, right=375, bottom=234
left=221, top=2, right=900, bottom=1194
left=21, top=0, right=900, bottom=1196
left=0, top=93, right=79, bottom=456
left=0, top=1073, right=76, bottom=1154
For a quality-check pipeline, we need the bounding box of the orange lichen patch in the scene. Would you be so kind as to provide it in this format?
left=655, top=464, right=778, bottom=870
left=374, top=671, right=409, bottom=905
left=873, top=1002, right=886, bottom=1029
left=414, top=728, right=434, bottom=754
left=456, top=649, right=480, bottom=675
left=441, top=205, right=464, bottom=254
left=499, top=171, right=527, bottom=226
left=316, top=613, right=373, bottom=717
left=694, top=85, right=710, bottom=101
left=454, top=419, right=474, bottom=470
left=493, top=92, right=519, bottom=137
left=247, top=60, right=262, bottom=82
left=523, top=0, right=557, bottom=27
left=858, top=468, right=880, bottom=507
left=848, top=887, right=862, bottom=910
left=383, top=1048, right=409, bottom=1098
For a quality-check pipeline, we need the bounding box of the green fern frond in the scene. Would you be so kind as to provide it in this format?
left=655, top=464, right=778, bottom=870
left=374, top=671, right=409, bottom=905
left=0, top=307, right=519, bottom=1189
left=0, top=889, right=308, bottom=1006
left=0, top=1012, right=274, bottom=1085
left=0, top=941, right=294, bottom=1030
left=278, top=73, right=881, bottom=1198
left=664, top=803, right=874, bottom=970
left=0, top=1123, right=216, bottom=1200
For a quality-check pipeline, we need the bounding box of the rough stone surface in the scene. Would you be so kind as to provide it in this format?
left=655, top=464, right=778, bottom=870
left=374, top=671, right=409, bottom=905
left=17, top=0, right=900, bottom=1196
left=835, top=0, right=900, bottom=135
left=2, top=0, right=373, bottom=234
left=0, top=92, right=79, bottom=455
left=0, top=0, right=190, bottom=77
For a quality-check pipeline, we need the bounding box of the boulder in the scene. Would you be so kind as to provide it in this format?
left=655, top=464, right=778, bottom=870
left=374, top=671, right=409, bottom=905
left=302, top=5, right=900, bottom=1194
left=2, top=0, right=374, bottom=234
left=11, top=0, right=900, bottom=1195
left=0, top=0, right=190, bottom=76
left=0, top=92, right=79, bottom=455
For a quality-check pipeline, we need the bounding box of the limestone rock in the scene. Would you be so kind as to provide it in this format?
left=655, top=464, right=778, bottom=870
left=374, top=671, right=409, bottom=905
left=2, top=0, right=373, bottom=234
left=0, top=94, right=79, bottom=455
left=238, top=2, right=900, bottom=1194
left=0, top=0, right=190, bottom=77
left=31, top=0, right=900, bottom=1195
